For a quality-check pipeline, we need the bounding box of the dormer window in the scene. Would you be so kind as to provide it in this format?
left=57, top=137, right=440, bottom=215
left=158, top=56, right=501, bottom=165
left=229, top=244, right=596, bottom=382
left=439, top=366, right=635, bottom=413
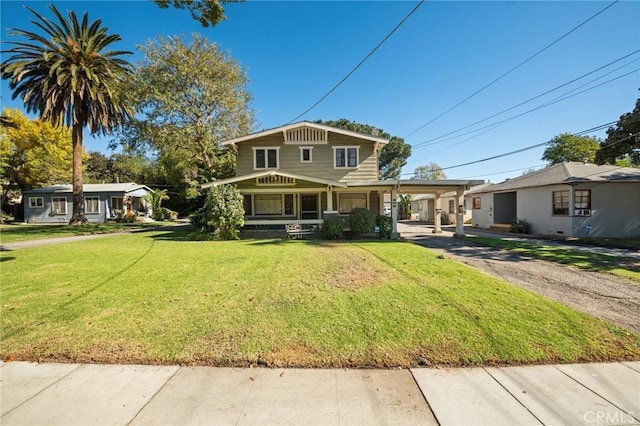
left=253, top=147, right=279, bottom=170
left=333, top=146, right=359, bottom=168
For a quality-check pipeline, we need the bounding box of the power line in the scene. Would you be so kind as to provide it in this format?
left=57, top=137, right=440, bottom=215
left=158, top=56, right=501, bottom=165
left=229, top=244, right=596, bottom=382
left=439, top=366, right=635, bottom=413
left=435, top=123, right=626, bottom=172
left=404, top=0, right=620, bottom=138
left=411, top=50, right=639, bottom=149
left=416, top=67, right=638, bottom=159
left=287, top=0, right=425, bottom=124
left=456, top=164, right=548, bottom=180
left=411, top=67, right=638, bottom=151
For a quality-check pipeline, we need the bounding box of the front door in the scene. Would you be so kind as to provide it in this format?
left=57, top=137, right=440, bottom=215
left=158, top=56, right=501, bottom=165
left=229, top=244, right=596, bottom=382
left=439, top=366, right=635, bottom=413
left=300, top=194, right=318, bottom=219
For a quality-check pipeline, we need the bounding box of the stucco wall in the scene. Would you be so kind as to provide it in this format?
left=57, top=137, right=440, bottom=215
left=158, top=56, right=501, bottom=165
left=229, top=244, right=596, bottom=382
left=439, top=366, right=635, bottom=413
left=573, top=182, right=640, bottom=238
left=516, top=185, right=572, bottom=236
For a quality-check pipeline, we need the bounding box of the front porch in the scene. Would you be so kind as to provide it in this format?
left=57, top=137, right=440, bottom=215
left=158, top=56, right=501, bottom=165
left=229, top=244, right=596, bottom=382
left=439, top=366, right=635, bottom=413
left=203, top=171, right=483, bottom=238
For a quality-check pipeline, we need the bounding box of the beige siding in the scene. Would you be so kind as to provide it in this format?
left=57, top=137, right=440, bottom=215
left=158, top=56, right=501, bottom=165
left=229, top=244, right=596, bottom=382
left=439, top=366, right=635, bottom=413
left=234, top=133, right=379, bottom=181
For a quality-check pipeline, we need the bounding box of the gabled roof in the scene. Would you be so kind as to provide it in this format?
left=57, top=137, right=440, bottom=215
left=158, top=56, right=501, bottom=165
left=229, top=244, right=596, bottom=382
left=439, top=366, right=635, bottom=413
left=221, top=121, right=389, bottom=146
left=472, top=162, right=640, bottom=193
left=24, top=183, right=154, bottom=194
left=201, top=170, right=348, bottom=189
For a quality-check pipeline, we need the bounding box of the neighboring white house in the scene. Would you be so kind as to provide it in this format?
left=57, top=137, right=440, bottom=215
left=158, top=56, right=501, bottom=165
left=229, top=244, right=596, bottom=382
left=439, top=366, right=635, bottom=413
left=412, top=192, right=475, bottom=224
left=466, top=162, right=640, bottom=238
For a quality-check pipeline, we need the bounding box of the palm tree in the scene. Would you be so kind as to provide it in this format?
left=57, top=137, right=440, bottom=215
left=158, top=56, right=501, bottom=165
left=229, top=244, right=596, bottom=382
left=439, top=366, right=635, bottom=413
left=144, top=189, right=169, bottom=221
left=1, top=5, right=133, bottom=224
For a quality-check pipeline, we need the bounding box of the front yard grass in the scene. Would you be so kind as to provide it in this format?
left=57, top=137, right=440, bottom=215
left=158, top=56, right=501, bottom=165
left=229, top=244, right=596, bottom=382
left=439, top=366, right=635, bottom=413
left=468, top=236, right=640, bottom=284
left=2, top=228, right=639, bottom=367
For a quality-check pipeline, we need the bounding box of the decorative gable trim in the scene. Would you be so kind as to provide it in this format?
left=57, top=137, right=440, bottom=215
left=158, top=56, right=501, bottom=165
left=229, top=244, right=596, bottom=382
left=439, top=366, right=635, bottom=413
left=283, top=126, right=328, bottom=144
left=221, top=121, right=388, bottom=147
left=256, top=175, right=296, bottom=186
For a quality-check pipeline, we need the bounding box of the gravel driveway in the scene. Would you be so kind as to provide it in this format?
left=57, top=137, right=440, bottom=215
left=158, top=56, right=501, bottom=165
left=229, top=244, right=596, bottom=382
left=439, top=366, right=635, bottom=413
left=398, top=223, right=640, bottom=335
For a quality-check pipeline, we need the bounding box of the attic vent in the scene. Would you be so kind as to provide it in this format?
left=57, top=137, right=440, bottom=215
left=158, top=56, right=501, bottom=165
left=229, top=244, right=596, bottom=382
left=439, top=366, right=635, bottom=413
left=256, top=175, right=296, bottom=185
left=284, top=127, right=327, bottom=143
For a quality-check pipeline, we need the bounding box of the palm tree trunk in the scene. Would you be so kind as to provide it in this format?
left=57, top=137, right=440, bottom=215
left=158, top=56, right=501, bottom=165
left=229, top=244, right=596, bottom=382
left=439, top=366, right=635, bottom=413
left=69, top=122, right=87, bottom=225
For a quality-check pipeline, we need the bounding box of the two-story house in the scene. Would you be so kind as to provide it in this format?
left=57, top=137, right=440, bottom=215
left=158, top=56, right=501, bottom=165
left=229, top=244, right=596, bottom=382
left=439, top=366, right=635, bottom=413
left=204, top=121, right=483, bottom=237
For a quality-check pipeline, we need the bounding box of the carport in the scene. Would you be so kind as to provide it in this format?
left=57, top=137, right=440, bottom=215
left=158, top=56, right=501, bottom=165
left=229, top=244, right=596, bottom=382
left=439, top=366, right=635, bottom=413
left=347, top=179, right=484, bottom=239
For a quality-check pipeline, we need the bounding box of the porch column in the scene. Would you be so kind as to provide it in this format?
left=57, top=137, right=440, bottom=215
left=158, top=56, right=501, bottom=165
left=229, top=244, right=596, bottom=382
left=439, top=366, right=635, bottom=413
left=378, top=191, right=385, bottom=215
left=454, top=187, right=466, bottom=238
left=325, top=185, right=334, bottom=213
left=391, top=187, right=399, bottom=239
left=433, top=193, right=442, bottom=234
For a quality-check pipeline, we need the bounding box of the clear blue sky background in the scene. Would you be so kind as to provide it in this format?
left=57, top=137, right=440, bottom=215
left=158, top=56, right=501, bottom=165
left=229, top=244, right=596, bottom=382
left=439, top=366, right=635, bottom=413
left=2, top=0, right=639, bottom=183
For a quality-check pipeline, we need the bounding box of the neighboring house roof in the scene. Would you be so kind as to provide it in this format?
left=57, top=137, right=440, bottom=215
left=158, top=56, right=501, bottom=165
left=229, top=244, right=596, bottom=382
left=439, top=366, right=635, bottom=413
left=24, top=183, right=153, bottom=195
left=221, top=121, right=389, bottom=147
left=471, top=163, right=640, bottom=194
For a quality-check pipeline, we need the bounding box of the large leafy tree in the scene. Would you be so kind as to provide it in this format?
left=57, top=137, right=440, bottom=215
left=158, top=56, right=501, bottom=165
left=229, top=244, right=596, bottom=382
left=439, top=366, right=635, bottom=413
left=153, top=0, right=242, bottom=27
left=314, top=119, right=411, bottom=179
left=1, top=4, right=133, bottom=224
left=0, top=109, right=76, bottom=220
left=596, top=98, right=640, bottom=166
left=1, top=109, right=75, bottom=190
left=115, top=34, right=254, bottom=201
left=541, top=133, right=600, bottom=165
left=412, top=162, right=446, bottom=180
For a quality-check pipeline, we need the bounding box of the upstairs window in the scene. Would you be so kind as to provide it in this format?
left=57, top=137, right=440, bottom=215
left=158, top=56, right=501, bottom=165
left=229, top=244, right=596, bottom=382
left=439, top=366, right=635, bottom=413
left=300, top=147, right=313, bottom=163
left=552, top=191, right=569, bottom=216
left=334, top=147, right=359, bottom=168
left=254, top=147, right=279, bottom=169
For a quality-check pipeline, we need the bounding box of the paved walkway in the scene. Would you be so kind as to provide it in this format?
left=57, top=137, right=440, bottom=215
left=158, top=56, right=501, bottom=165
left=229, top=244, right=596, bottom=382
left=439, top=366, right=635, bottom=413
left=2, top=361, right=638, bottom=425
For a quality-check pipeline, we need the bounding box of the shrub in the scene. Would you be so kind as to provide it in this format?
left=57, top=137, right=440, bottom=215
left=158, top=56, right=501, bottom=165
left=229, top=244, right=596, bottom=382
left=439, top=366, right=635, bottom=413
left=376, top=215, right=392, bottom=239
left=510, top=218, right=531, bottom=234
left=322, top=217, right=344, bottom=240
left=115, top=210, right=137, bottom=223
left=158, top=207, right=177, bottom=221
left=190, top=185, right=244, bottom=240
left=349, top=207, right=371, bottom=237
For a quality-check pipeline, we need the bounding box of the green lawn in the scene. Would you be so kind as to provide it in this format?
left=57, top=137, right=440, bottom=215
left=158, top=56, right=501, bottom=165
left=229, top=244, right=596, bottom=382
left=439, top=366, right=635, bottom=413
left=468, top=236, right=640, bottom=284
left=0, top=222, right=170, bottom=243
left=2, top=227, right=638, bottom=367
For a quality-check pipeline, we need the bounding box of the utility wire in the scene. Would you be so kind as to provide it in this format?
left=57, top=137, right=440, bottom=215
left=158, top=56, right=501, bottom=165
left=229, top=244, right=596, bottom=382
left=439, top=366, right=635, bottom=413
left=411, top=50, right=639, bottom=149
left=404, top=0, right=620, bottom=138
left=411, top=67, right=638, bottom=150
left=431, top=122, right=624, bottom=172
left=287, top=0, right=425, bottom=124
left=414, top=66, right=638, bottom=158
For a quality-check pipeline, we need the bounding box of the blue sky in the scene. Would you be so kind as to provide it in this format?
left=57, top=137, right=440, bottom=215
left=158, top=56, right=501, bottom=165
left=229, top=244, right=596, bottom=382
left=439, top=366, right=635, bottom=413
left=2, top=0, right=639, bottom=183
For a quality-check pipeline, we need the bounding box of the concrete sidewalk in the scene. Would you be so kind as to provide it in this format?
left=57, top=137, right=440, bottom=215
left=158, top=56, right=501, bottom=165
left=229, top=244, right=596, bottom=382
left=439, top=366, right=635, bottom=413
left=2, top=361, right=638, bottom=425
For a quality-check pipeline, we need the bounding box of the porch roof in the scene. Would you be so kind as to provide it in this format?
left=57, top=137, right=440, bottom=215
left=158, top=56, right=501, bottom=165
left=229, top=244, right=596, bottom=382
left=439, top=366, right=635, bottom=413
left=345, top=179, right=485, bottom=193
left=201, top=170, right=348, bottom=189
